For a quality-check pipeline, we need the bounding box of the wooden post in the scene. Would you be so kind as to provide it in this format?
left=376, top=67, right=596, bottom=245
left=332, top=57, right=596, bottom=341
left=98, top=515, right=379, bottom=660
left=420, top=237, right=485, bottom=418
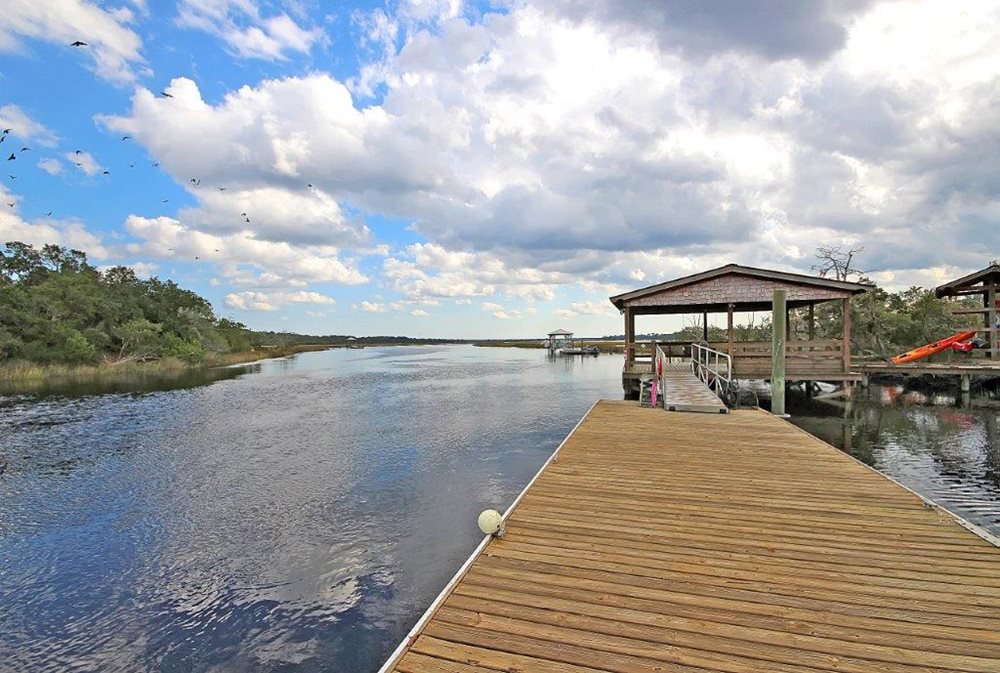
left=959, top=374, right=971, bottom=408
left=702, top=311, right=709, bottom=342
left=624, top=307, right=635, bottom=365
left=771, top=289, right=787, bottom=416
left=842, top=297, right=852, bottom=374
left=808, top=303, right=815, bottom=341
left=727, top=303, right=734, bottom=356
left=988, top=284, right=998, bottom=360
left=786, top=306, right=792, bottom=340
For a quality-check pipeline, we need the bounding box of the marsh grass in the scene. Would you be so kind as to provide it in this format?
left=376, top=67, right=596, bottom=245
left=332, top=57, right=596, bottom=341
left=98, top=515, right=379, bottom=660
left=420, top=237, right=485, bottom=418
left=0, top=345, right=335, bottom=387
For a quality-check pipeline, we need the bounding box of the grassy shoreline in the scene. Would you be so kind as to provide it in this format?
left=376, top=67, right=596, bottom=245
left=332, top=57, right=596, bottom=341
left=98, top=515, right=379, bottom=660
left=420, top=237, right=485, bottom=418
left=0, top=344, right=335, bottom=387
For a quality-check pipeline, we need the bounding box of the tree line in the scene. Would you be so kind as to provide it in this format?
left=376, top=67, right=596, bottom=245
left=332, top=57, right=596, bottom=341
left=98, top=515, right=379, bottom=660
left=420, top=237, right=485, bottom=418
left=0, top=242, right=263, bottom=365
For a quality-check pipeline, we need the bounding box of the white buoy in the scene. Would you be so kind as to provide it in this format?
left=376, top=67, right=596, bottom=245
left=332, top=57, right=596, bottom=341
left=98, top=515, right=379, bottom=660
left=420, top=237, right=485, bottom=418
left=477, top=509, right=505, bottom=537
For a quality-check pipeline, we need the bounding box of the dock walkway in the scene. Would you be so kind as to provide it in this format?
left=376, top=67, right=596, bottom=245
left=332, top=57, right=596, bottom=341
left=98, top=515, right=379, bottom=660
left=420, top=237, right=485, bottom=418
left=659, top=362, right=728, bottom=413
left=383, top=401, right=1000, bottom=673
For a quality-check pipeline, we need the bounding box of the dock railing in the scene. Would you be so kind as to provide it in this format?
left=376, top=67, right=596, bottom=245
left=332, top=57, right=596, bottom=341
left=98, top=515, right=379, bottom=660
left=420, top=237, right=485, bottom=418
left=690, top=342, right=732, bottom=398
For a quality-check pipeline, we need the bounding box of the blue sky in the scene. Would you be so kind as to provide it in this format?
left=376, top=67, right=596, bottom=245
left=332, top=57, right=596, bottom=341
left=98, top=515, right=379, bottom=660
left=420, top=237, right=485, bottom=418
left=1, top=1, right=998, bottom=338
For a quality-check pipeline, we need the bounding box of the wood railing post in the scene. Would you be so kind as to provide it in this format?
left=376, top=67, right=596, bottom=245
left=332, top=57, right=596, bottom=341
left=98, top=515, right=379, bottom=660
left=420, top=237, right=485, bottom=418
left=842, top=297, right=852, bottom=373
left=988, top=284, right=997, bottom=359
left=772, top=289, right=787, bottom=416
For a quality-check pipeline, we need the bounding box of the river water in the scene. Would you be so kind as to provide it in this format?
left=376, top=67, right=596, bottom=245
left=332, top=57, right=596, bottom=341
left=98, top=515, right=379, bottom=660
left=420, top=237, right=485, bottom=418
left=1, top=345, right=998, bottom=672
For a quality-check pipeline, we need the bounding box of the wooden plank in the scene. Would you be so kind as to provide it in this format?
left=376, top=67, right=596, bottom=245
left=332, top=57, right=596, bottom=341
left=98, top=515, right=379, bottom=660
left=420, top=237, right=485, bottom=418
left=386, top=402, right=1000, bottom=673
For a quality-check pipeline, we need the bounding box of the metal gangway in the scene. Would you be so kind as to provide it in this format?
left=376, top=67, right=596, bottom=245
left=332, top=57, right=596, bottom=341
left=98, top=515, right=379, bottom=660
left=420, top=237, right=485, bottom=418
left=644, top=342, right=731, bottom=413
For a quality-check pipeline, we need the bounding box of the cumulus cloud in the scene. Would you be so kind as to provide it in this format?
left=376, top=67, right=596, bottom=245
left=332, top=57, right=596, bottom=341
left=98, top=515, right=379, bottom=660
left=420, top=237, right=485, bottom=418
left=121, top=215, right=367, bottom=286
left=0, top=185, right=107, bottom=256
left=0, top=105, right=59, bottom=147
left=553, top=301, right=617, bottom=318
left=411, top=308, right=430, bottom=317
left=0, top=1, right=148, bottom=83
left=65, top=151, right=103, bottom=176
left=538, top=0, right=875, bottom=62
left=225, top=290, right=335, bottom=312
left=37, top=158, right=62, bottom=175
left=176, top=0, right=326, bottom=60
left=359, top=301, right=388, bottom=312
left=99, top=0, right=1000, bottom=305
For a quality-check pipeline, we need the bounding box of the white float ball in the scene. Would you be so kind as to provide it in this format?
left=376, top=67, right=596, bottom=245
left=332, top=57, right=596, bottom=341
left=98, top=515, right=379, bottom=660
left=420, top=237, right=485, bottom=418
left=477, top=509, right=504, bottom=536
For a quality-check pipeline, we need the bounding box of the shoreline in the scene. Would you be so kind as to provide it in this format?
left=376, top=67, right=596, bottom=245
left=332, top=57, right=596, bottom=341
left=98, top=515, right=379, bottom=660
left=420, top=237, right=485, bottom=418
left=0, top=344, right=335, bottom=393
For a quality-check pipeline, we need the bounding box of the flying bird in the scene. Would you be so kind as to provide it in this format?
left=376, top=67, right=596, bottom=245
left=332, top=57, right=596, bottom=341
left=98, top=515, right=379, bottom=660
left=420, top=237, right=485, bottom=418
left=128, top=163, right=135, bottom=168
left=194, top=256, right=200, bottom=260
left=189, top=178, right=200, bottom=185
left=75, top=150, right=83, bottom=155
left=1, top=129, right=9, bottom=134
left=20, top=147, right=29, bottom=152
left=7, top=153, right=14, bottom=161
left=44, top=211, right=52, bottom=216
left=161, top=199, right=169, bottom=203
left=121, top=136, right=130, bottom=141
left=75, top=162, right=83, bottom=167
left=0, top=136, right=5, bottom=144
left=70, top=41, right=88, bottom=47
left=152, top=162, right=159, bottom=167
left=218, top=187, right=226, bottom=191
left=6, top=202, right=14, bottom=208
left=307, top=183, right=313, bottom=188
left=159, top=91, right=173, bottom=98
left=102, top=170, right=110, bottom=175
left=8, top=175, right=15, bottom=179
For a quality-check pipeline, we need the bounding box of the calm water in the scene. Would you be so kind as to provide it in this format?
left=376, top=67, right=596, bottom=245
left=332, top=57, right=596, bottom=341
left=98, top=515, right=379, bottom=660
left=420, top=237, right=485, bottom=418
left=1, top=346, right=998, bottom=672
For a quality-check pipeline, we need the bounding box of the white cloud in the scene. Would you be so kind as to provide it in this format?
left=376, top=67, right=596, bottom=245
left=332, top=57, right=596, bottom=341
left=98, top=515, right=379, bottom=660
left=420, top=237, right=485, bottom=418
left=359, top=301, right=387, bottom=312
left=225, top=290, right=335, bottom=312
left=65, top=151, right=103, bottom=176
left=481, top=302, right=503, bottom=312
left=411, top=308, right=430, bottom=317
left=121, top=215, right=367, bottom=286
left=0, top=1, right=148, bottom=83
left=0, top=105, right=59, bottom=147
left=37, top=158, right=62, bottom=175
left=0, top=185, right=106, bottom=256
left=95, top=0, right=1000, bottom=306
left=176, top=0, right=326, bottom=60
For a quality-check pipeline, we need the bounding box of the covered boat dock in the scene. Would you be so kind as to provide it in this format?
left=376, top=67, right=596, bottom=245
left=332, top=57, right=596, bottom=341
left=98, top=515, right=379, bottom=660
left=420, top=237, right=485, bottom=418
left=608, top=264, right=869, bottom=397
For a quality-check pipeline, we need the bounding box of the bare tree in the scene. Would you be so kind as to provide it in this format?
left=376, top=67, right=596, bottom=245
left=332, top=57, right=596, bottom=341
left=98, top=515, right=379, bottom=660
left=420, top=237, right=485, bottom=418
left=812, top=244, right=865, bottom=282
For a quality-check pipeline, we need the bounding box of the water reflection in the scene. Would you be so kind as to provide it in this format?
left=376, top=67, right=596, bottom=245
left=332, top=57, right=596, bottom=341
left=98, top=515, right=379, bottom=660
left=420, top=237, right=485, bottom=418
left=0, top=346, right=625, bottom=673
left=788, top=384, right=1000, bottom=533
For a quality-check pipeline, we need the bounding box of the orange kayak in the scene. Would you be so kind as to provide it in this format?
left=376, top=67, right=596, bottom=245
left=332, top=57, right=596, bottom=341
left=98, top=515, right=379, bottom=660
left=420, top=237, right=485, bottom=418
left=890, top=331, right=978, bottom=364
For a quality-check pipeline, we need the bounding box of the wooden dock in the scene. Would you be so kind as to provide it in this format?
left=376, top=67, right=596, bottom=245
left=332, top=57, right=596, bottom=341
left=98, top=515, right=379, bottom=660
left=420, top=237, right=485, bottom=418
left=381, top=401, right=1000, bottom=673
left=660, top=362, right=728, bottom=413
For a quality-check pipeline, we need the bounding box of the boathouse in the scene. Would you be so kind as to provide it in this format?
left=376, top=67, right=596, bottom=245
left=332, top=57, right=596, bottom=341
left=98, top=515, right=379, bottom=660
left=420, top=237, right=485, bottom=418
left=545, top=329, right=574, bottom=353
left=935, top=264, right=1000, bottom=359
left=609, top=264, right=869, bottom=395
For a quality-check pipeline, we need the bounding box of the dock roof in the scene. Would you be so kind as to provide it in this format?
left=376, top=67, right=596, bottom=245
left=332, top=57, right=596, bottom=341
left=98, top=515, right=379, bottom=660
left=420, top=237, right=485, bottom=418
left=609, top=263, right=869, bottom=314
left=547, top=329, right=573, bottom=336
left=935, top=264, right=1000, bottom=298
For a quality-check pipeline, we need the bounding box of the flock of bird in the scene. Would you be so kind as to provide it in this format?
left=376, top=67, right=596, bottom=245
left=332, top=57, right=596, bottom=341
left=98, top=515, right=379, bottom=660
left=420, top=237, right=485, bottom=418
left=3, top=40, right=323, bottom=261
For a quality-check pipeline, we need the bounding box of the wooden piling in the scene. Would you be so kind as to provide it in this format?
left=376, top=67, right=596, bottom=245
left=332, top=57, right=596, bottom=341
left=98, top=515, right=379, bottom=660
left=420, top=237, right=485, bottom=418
left=771, top=289, right=787, bottom=415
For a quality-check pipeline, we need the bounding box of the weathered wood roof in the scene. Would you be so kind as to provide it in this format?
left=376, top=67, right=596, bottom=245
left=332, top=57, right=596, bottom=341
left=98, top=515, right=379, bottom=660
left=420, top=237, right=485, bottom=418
left=935, top=265, right=1000, bottom=298
left=547, top=329, right=573, bottom=336
left=609, top=263, right=869, bottom=314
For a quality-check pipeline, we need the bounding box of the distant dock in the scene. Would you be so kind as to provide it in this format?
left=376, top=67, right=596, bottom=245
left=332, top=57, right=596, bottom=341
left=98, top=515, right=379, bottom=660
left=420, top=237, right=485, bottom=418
left=380, top=400, right=1000, bottom=673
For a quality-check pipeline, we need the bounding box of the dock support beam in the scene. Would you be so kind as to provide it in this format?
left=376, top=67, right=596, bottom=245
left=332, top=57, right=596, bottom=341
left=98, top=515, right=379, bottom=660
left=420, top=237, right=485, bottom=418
left=959, top=374, right=971, bottom=408
left=988, top=284, right=997, bottom=359
left=771, top=289, right=787, bottom=416
left=842, top=297, right=852, bottom=374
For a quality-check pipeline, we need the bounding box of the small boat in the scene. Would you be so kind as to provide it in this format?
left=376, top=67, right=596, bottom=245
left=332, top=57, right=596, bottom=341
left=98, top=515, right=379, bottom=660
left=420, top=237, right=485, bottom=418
left=890, top=331, right=977, bottom=364
left=560, top=346, right=599, bottom=356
